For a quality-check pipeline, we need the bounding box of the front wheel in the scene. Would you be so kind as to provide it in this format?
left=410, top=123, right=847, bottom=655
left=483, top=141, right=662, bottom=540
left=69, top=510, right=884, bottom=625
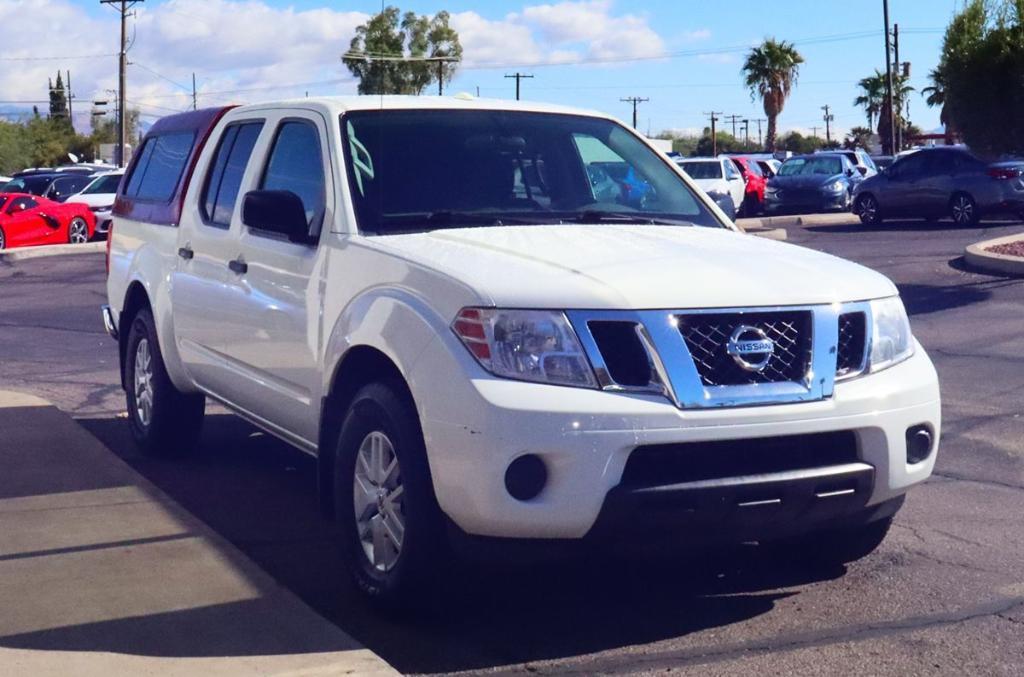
left=856, top=194, right=882, bottom=225
left=334, top=381, right=445, bottom=606
left=0, top=226, right=6, bottom=250
left=125, top=308, right=205, bottom=456
left=68, top=217, right=90, bottom=244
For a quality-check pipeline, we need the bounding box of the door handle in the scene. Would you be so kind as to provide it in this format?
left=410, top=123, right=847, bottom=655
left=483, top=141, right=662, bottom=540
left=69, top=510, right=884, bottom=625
left=228, top=258, right=248, bottom=275
left=177, top=247, right=194, bottom=261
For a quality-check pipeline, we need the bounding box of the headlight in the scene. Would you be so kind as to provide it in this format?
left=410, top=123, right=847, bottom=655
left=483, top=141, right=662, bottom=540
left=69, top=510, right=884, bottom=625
left=868, top=296, right=914, bottom=372
left=825, top=180, right=845, bottom=193
left=452, top=308, right=598, bottom=388
left=90, top=206, right=111, bottom=214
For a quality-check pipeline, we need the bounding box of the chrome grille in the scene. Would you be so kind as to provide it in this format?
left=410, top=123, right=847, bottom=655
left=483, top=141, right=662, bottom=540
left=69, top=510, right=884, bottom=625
left=677, top=311, right=812, bottom=386
left=836, top=312, right=867, bottom=377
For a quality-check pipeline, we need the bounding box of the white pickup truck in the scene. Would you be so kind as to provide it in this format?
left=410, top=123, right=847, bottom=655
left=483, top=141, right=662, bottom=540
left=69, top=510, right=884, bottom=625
left=104, top=96, right=940, bottom=603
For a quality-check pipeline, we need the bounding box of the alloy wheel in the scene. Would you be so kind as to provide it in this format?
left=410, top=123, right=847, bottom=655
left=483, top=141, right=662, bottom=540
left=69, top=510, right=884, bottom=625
left=133, top=338, right=154, bottom=428
left=353, top=430, right=405, bottom=572
left=69, top=218, right=89, bottom=244
left=860, top=196, right=878, bottom=223
left=952, top=195, right=974, bottom=225
left=0, top=228, right=5, bottom=250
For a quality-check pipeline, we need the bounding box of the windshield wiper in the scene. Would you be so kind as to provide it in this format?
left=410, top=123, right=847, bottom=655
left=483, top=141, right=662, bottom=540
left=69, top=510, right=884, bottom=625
left=560, top=210, right=693, bottom=226
left=375, top=211, right=549, bottom=231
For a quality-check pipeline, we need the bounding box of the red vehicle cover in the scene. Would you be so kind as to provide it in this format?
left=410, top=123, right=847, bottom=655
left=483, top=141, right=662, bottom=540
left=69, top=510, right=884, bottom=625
left=0, top=192, right=95, bottom=249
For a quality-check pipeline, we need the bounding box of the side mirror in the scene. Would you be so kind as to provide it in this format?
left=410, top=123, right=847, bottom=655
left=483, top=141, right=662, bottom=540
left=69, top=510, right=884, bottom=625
left=242, top=190, right=311, bottom=244
left=846, top=169, right=855, bottom=177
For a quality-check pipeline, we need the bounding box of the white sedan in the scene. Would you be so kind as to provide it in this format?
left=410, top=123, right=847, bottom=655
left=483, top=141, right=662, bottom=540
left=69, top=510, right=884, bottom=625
left=66, top=170, right=123, bottom=237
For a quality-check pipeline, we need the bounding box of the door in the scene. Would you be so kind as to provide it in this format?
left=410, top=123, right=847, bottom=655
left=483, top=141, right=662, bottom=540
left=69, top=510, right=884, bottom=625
left=2, top=197, right=49, bottom=246
left=216, top=113, right=332, bottom=443
left=171, top=121, right=266, bottom=392
left=881, top=152, right=929, bottom=216
left=723, top=159, right=746, bottom=210
left=915, top=151, right=958, bottom=217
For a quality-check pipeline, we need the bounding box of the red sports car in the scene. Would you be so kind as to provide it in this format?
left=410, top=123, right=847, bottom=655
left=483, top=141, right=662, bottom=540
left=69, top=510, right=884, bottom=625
left=0, top=193, right=95, bottom=250
left=729, top=156, right=768, bottom=216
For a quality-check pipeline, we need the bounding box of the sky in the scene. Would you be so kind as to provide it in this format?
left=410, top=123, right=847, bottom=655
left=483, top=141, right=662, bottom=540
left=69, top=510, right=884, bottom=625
left=0, top=0, right=964, bottom=140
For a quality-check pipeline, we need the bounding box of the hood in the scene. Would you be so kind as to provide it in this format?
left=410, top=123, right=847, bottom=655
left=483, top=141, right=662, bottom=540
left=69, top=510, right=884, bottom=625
left=65, top=194, right=114, bottom=208
left=770, top=173, right=842, bottom=190
left=371, top=224, right=897, bottom=309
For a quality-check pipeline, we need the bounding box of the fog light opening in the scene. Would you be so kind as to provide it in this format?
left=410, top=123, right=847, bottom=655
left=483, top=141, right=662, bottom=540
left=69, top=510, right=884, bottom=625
left=906, top=425, right=934, bottom=465
left=505, top=454, right=548, bottom=501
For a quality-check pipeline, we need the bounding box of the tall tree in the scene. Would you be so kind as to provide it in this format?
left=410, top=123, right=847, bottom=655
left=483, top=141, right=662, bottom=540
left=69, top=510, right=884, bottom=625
left=741, top=39, right=804, bottom=151
left=876, top=73, right=915, bottom=152
left=844, top=126, right=874, bottom=150
left=48, top=72, right=70, bottom=127
left=343, top=6, right=462, bottom=95
left=920, top=67, right=952, bottom=143
left=934, top=0, right=1024, bottom=155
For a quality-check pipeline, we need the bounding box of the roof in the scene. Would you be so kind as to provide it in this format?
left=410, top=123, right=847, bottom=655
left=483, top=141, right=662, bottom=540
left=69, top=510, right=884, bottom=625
left=226, top=94, right=615, bottom=122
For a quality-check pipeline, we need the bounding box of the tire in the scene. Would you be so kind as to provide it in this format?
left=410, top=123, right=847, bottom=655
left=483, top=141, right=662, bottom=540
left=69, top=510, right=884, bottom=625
left=334, top=381, right=445, bottom=606
left=68, top=217, right=89, bottom=244
left=856, top=194, right=882, bottom=225
left=780, top=517, right=893, bottom=565
left=0, top=226, right=5, bottom=250
left=124, top=308, right=205, bottom=456
left=950, top=193, right=979, bottom=226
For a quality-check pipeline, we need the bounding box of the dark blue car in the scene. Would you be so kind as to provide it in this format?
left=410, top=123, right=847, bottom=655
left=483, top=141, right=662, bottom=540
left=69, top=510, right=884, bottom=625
left=764, top=153, right=861, bottom=214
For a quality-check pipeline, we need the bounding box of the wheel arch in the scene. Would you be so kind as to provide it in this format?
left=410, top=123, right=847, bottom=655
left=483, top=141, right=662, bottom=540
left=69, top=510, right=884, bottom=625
left=118, top=280, right=152, bottom=389
left=317, top=345, right=422, bottom=520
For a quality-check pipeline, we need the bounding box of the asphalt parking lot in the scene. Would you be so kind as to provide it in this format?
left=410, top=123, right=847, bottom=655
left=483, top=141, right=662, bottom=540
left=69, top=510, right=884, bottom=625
left=1, top=215, right=1023, bottom=675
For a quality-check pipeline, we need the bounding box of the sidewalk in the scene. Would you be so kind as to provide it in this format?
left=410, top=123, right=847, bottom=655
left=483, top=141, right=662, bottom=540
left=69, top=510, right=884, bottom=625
left=0, top=391, right=397, bottom=676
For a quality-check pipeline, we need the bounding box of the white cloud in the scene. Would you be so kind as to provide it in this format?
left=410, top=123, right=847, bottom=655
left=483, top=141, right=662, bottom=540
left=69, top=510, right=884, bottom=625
left=0, top=0, right=670, bottom=130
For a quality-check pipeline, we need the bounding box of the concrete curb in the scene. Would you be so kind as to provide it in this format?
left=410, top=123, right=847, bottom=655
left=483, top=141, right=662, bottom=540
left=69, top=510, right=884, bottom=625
left=0, top=242, right=104, bottom=262
left=0, top=390, right=398, bottom=676
left=737, top=212, right=858, bottom=231
left=964, top=231, right=1024, bottom=277
left=744, top=227, right=788, bottom=241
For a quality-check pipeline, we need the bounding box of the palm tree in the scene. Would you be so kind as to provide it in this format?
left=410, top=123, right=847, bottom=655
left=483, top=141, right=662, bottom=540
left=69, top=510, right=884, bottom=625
left=854, top=71, right=886, bottom=129
left=741, top=39, right=804, bottom=151
left=921, top=67, right=954, bottom=143
left=877, top=73, right=916, bottom=152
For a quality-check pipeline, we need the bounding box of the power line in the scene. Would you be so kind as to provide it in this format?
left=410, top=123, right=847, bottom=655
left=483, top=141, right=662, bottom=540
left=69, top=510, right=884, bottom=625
left=724, top=114, right=743, bottom=138
left=0, top=53, right=116, bottom=62
left=130, top=60, right=191, bottom=93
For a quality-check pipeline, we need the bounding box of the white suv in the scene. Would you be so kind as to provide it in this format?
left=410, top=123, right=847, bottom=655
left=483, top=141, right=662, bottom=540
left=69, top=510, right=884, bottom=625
left=103, top=97, right=940, bottom=603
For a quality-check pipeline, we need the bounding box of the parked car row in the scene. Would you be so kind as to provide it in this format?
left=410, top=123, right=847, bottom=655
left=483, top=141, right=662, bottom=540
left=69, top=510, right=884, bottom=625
left=0, top=165, right=122, bottom=248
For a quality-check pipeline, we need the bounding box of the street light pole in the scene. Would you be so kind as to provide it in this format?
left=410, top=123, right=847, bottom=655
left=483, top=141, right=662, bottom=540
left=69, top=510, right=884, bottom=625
left=882, top=0, right=897, bottom=155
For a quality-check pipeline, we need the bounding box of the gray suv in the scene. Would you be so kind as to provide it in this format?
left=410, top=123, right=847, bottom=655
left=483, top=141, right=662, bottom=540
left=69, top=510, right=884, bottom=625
left=853, top=147, right=1024, bottom=226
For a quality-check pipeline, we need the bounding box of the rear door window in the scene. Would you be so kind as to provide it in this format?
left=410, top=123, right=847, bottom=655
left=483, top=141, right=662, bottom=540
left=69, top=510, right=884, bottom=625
left=259, top=120, right=326, bottom=230
left=201, top=122, right=264, bottom=228
left=124, top=131, right=196, bottom=202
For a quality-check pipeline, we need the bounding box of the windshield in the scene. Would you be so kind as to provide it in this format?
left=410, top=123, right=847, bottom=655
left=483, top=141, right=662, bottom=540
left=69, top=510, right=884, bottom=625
left=2, top=176, right=50, bottom=195
left=779, top=157, right=843, bottom=177
left=341, top=109, right=723, bottom=234
left=83, top=174, right=122, bottom=195
left=678, top=161, right=722, bottom=179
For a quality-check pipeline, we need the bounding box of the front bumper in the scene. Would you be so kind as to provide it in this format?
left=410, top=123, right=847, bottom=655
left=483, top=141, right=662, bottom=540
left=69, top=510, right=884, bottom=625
left=411, top=333, right=941, bottom=541
left=765, top=191, right=850, bottom=214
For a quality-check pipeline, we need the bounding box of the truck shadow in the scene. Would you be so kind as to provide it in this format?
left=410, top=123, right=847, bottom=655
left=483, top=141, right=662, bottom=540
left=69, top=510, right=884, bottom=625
left=80, top=414, right=850, bottom=673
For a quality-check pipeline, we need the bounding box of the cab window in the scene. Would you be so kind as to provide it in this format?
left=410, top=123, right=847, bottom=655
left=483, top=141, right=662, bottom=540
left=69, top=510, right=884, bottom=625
left=201, top=121, right=265, bottom=228
left=259, top=120, right=326, bottom=231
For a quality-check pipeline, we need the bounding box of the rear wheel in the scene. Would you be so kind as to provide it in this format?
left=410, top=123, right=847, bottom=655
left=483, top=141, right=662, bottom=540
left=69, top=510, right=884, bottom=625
left=856, top=194, right=882, bottom=225
left=125, top=308, right=205, bottom=456
left=68, top=217, right=89, bottom=244
left=0, top=226, right=5, bottom=250
left=335, top=381, right=445, bottom=606
left=950, top=193, right=979, bottom=226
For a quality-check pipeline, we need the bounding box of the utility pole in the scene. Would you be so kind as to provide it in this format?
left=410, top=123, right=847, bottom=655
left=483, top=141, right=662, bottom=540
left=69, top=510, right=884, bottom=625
left=725, top=114, right=742, bottom=138
left=101, top=0, right=143, bottom=168
left=192, top=72, right=197, bottom=110
left=505, top=72, right=534, bottom=100
left=742, top=119, right=750, bottom=146
left=755, top=118, right=766, bottom=148
left=811, top=126, right=820, bottom=139
left=704, top=111, right=722, bottom=155
left=620, top=96, right=649, bottom=129
left=66, top=70, right=73, bottom=126
left=821, top=105, right=834, bottom=143
left=882, top=0, right=896, bottom=155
